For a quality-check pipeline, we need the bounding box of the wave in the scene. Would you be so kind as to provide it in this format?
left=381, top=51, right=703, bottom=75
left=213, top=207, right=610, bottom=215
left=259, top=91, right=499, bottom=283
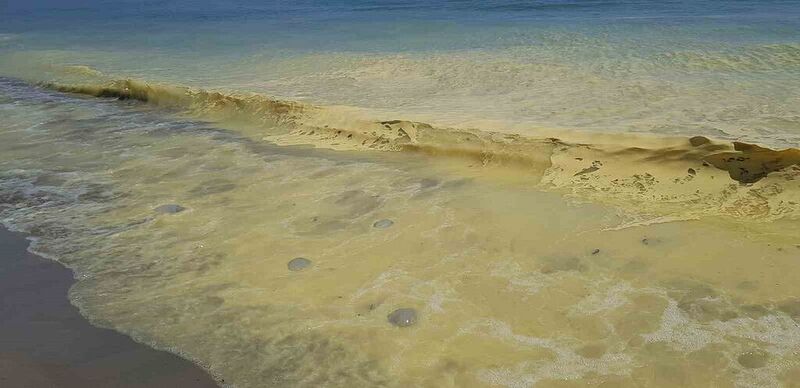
left=43, top=77, right=800, bottom=222
left=47, top=79, right=558, bottom=173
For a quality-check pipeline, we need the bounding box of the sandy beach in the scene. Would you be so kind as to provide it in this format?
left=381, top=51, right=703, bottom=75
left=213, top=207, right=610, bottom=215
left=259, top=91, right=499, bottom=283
left=0, top=226, right=219, bottom=388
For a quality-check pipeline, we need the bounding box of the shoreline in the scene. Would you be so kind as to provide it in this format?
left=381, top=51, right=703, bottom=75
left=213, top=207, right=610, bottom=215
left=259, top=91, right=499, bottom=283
left=0, top=226, right=220, bottom=388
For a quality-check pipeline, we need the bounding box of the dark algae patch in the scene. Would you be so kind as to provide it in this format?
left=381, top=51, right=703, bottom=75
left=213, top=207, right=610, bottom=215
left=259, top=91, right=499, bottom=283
left=704, top=142, right=800, bottom=184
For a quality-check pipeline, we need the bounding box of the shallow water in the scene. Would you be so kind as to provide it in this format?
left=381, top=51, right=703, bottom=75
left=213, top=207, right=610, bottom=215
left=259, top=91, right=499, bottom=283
left=1, top=78, right=800, bottom=387
left=2, top=1, right=800, bottom=146
left=2, top=1, right=800, bottom=387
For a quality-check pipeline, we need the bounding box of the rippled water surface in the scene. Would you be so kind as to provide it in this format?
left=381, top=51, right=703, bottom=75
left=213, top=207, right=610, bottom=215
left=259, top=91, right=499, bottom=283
left=3, top=0, right=800, bottom=145
left=2, top=1, right=800, bottom=387
left=2, top=77, right=800, bottom=386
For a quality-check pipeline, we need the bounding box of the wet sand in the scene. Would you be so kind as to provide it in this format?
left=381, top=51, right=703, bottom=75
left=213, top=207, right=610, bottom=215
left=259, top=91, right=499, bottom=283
left=0, top=226, right=219, bottom=388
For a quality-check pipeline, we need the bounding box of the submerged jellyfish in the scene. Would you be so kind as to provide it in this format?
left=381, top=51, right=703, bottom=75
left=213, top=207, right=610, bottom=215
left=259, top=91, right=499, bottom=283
left=373, top=219, right=395, bottom=229
left=738, top=350, right=769, bottom=369
left=387, top=308, right=417, bottom=327
left=287, top=257, right=312, bottom=271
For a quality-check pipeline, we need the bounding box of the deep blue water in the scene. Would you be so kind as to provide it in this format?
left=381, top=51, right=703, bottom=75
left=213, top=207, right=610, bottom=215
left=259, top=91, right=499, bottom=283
left=3, top=1, right=800, bottom=53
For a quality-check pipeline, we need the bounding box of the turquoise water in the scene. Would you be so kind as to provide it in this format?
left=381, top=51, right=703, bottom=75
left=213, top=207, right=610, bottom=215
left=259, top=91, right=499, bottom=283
left=2, top=0, right=800, bottom=145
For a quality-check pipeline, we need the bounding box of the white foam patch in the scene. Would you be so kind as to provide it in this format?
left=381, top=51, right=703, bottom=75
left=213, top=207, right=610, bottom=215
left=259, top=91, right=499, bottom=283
left=602, top=214, right=701, bottom=231
left=732, top=365, right=783, bottom=388
left=461, top=319, right=634, bottom=386
left=639, top=294, right=800, bottom=387
left=713, top=315, right=800, bottom=388
left=713, top=314, right=800, bottom=354
left=641, top=299, right=717, bottom=352
left=570, top=281, right=633, bottom=316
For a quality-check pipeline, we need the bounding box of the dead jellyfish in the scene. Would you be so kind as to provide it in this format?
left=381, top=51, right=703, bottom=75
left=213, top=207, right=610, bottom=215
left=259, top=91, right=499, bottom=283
left=287, top=257, right=312, bottom=271
left=387, top=308, right=417, bottom=327
left=155, top=204, right=185, bottom=214
left=373, top=219, right=394, bottom=229
left=738, top=350, right=769, bottom=369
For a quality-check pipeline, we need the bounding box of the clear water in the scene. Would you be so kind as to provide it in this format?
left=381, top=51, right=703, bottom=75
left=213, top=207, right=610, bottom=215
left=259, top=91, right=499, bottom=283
left=2, top=0, right=800, bottom=145
left=2, top=2, right=800, bottom=387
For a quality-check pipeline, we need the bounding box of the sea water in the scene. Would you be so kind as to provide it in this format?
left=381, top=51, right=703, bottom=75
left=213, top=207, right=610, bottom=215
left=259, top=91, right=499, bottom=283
left=3, top=0, right=800, bottom=146
left=1, top=1, right=800, bottom=387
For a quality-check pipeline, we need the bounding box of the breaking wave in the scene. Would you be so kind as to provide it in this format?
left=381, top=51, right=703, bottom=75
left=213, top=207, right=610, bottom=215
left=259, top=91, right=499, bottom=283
left=42, top=77, right=800, bottom=222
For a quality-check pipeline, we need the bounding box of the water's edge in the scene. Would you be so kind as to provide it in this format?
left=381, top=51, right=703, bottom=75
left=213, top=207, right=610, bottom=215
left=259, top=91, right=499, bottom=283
left=0, top=224, right=222, bottom=387
left=44, top=77, right=800, bottom=223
